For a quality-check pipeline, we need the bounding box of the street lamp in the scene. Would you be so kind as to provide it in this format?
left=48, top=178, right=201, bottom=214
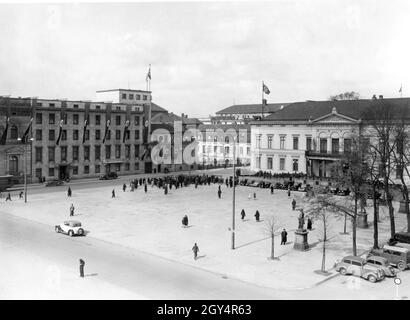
left=231, top=133, right=237, bottom=250
left=17, top=137, right=34, bottom=203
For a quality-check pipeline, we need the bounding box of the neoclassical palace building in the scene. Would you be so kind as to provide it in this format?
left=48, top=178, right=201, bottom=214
left=250, top=97, right=410, bottom=178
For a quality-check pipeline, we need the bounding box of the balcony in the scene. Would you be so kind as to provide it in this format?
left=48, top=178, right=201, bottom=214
left=305, top=150, right=344, bottom=159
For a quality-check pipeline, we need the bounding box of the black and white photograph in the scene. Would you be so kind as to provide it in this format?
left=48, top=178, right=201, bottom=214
left=1, top=0, right=410, bottom=307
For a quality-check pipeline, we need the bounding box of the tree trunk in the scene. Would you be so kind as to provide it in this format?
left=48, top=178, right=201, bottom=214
left=343, top=213, right=347, bottom=233
left=399, top=176, right=410, bottom=232
left=271, top=233, right=274, bottom=259
left=372, top=185, right=379, bottom=249
left=321, top=217, right=326, bottom=272
left=353, top=197, right=357, bottom=256
left=384, top=175, right=395, bottom=238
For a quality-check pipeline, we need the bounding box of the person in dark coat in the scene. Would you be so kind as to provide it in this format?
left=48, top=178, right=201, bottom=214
left=240, top=209, right=246, bottom=221
left=67, top=187, right=72, bottom=197
left=164, top=185, right=168, bottom=195
left=253, top=192, right=256, bottom=200
left=70, top=204, right=75, bottom=216
left=218, top=189, right=222, bottom=199
left=281, top=229, right=288, bottom=245
left=19, top=191, right=23, bottom=199
left=192, top=243, right=199, bottom=260
left=270, top=185, right=274, bottom=194
left=292, top=198, right=296, bottom=211
left=307, top=217, right=313, bottom=230
left=287, top=187, right=291, bottom=197
left=79, top=259, right=85, bottom=277
left=254, top=210, right=260, bottom=222
left=112, top=189, right=116, bottom=198
left=123, top=183, right=126, bottom=192
left=182, top=215, right=188, bottom=227
left=144, top=183, right=148, bottom=193
left=5, top=192, right=11, bottom=201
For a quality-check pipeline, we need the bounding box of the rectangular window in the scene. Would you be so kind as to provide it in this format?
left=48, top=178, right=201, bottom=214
left=95, top=129, right=101, bottom=140
left=344, top=139, right=352, bottom=153
left=35, top=129, right=42, bottom=141
left=95, top=115, right=101, bottom=125
left=73, top=129, right=79, bottom=140
left=293, top=137, right=299, bottom=150
left=125, top=145, right=130, bottom=158
left=61, top=146, right=67, bottom=161
left=134, top=115, right=139, bottom=125
left=62, top=113, right=67, bottom=125
left=225, top=146, right=230, bottom=154
left=35, top=147, right=42, bottom=162
left=84, top=146, right=90, bottom=161
left=116, top=115, right=121, bottom=126
left=136, top=94, right=141, bottom=100
left=135, top=162, right=140, bottom=170
left=95, top=165, right=100, bottom=174
left=48, top=147, right=55, bottom=162
left=293, top=159, right=299, bottom=172
left=129, top=94, right=134, bottom=100
left=49, top=103, right=55, bottom=107
left=247, top=147, right=250, bottom=155
left=143, top=95, right=147, bottom=101
left=214, top=146, right=217, bottom=153
left=256, top=135, right=261, bottom=148
left=135, top=130, right=140, bottom=140
left=125, top=163, right=130, bottom=171
left=134, top=145, right=140, bottom=157
left=115, top=145, right=121, bottom=158
left=49, top=130, right=55, bottom=141
left=72, top=166, right=78, bottom=175
left=85, top=129, right=90, bottom=141
left=84, top=165, right=89, bottom=174
left=320, top=138, right=327, bottom=153
left=256, top=156, right=261, bottom=169
left=36, top=113, right=42, bottom=124
left=122, top=93, right=127, bottom=99
left=73, top=114, right=79, bottom=125
left=280, top=136, right=286, bottom=150
left=35, top=168, right=42, bottom=178
left=62, top=130, right=67, bottom=141
left=116, top=130, right=121, bottom=140
left=306, top=137, right=312, bottom=151
left=95, top=145, right=101, bottom=160
left=72, top=146, right=79, bottom=161
left=268, top=135, right=273, bottom=149
left=105, top=145, right=111, bottom=159
left=115, top=163, right=121, bottom=171
left=106, top=130, right=111, bottom=140
left=48, top=168, right=54, bottom=177
left=280, top=158, right=285, bottom=170
left=267, top=157, right=273, bottom=169
left=49, top=113, right=55, bottom=124
left=332, top=138, right=339, bottom=154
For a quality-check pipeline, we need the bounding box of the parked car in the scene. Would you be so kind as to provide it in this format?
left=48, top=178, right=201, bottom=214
left=99, top=172, right=118, bottom=180
left=388, top=232, right=410, bottom=245
left=365, top=256, right=396, bottom=277
left=334, top=256, right=385, bottom=282
left=337, top=188, right=350, bottom=196
left=368, top=245, right=410, bottom=271
left=55, top=220, right=85, bottom=237
left=45, top=179, right=64, bottom=187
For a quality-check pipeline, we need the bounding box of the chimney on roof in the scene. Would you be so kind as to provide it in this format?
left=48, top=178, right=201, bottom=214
left=181, top=113, right=184, bottom=118
left=185, top=114, right=188, bottom=118
left=372, top=94, right=377, bottom=100
left=379, top=95, right=383, bottom=99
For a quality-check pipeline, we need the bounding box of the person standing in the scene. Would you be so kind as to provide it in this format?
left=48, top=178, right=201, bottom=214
left=270, top=185, right=274, bottom=194
left=218, top=188, right=222, bottom=199
left=240, top=209, right=246, bottom=221
left=19, top=191, right=23, bottom=199
left=70, top=204, right=75, bottom=216
left=307, top=217, right=313, bottom=230
left=281, top=229, right=288, bottom=245
left=5, top=193, right=11, bottom=201
left=287, top=187, right=291, bottom=197
left=192, top=243, right=199, bottom=260
left=123, top=183, right=126, bottom=192
left=292, top=198, right=296, bottom=211
left=164, top=185, right=168, bottom=195
left=144, top=183, right=148, bottom=193
left=67, top=187, right=72, bottom=197
left=112, top=189, right=116, bottom=198
left=254, top=210, right=260, bottom=222
left=253, top=192, right=256, bottom=200
left=79, top=259, right=85, bottom=277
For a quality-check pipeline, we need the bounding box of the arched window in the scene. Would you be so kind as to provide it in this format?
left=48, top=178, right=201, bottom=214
left=9, top=156, right=18, bottom=174
left=10, top=125, right=18, bottom=140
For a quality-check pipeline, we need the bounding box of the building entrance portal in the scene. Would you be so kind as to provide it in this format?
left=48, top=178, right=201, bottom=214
left=59, top=165, right=69, bottom=180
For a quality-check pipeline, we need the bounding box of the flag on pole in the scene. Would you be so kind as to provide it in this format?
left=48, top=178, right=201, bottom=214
left=122, top=119, right=130, bottom=143
left=0, top=117, right=10, bottom=145
left=82, top=119, right=88, bottom=144
left=102, top=119, right=110, bottom=144
left=262, top=83, right=270, bottom=95
left=146, top=65, right=151, bottom=82
left=56, top=120, right=63, bottom=146
left=21, top=117, right=33, bottom=144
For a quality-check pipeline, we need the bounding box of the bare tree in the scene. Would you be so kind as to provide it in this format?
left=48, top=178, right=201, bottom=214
left=329, top=91, right=360, bottom=101
left=264, top=215, right=281, bottom=260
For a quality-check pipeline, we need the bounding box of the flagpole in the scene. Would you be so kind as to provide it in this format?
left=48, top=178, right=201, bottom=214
left=262, top=81, right=264, bottom=119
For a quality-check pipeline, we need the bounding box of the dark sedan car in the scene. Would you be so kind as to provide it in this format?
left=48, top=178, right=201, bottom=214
left=45, top=179, right=64, bottom=187
left=99, top=172, right=118, bottom=180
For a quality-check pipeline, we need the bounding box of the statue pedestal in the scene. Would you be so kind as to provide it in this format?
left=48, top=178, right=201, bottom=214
left=293, top=229, right=309, bottom=251
left=357, top=212, right=369, bottom=228
left=398, top=200, right=410, bottom=214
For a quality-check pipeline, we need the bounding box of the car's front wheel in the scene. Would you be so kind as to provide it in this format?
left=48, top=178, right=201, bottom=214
left=367, top=274, right=377, bottom=283
left=68, top=230, right=74, bottom=237
left=55, top=226, right=59, bottom=233
left=339, top=268, right=347, bottom=275
left=397, top=261, right=406, bottom=271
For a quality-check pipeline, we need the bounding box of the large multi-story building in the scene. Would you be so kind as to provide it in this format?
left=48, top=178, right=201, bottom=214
left=250, top=97, right=410, bottom=178
left=0, top=89, right=172, bottom=185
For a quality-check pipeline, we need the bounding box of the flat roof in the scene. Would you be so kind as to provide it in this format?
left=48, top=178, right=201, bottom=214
left=96, top=89, right=151, bottom=93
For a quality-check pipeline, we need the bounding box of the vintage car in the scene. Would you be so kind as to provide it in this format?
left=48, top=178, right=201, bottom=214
left=365, top=256, right=396, bottom=277
left=388, top=232, right=410, bottom=245
left=45, top=179, right=64, bottom=187
left=55, top=220, right=85, bottom=237
left=99, top=172, right=118, bottom=180
left=334, top=256, right=385, bottom=282
left=368, top=245, right=410, bottom=271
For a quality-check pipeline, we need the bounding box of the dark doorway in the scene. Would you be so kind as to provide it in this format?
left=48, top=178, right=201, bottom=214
left=59, top=165, right=69, bottom=180
left=145, top=161, right=152, bottom=173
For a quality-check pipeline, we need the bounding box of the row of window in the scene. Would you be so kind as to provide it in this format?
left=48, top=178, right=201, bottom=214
left=202, top=145, right=251, bottom=155
left=35, top=145, right=140, bottom=163
left=255, top=156, right=299, bottom=171
left=35, top=162, right=140, bottom=178
left=121, top=93, right=148, bottom=101
left=35, top=113, right=141, bottom=126
left=35, top=129, right=140, bottom=141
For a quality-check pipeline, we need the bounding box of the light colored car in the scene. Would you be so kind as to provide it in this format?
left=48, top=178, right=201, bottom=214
left=334, top=256, right=385, bottom=283
left=365, top=255, right=396, bottom=277
left=55, top=220, right=85, bottom=237
left=368, top=245, right=410, bottom=271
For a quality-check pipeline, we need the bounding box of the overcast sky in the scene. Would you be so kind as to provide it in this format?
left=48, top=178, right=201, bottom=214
left=1, top=1, right=410, bottom=117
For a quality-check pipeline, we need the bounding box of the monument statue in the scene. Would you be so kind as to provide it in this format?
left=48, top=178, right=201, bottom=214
left=297, top=209, right=305, bottom=230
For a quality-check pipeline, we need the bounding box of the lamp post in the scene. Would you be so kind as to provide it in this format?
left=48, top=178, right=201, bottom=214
left=231, top=134, right=236, bottom=250
left=17, top=137, right=33, bottom=203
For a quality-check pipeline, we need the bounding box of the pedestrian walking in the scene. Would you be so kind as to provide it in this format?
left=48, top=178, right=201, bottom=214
left=270, top=185, right=274, bottom=194
left=287, top=187, right=291, bottom=197
left=70, top=204, right=75, bottom=216
left=253, top=192, right=256, bottom=200
left=218, top=189, right=221, bottom=199
left=182, top=215, right=188, bottom=227
left=5, top=192, right=11, bottom=201
left=292, top=198, right=296, bottom=211
left=254, top=210, right=260, bottom=222
left=192, top=243, right=199, bottom=260
left=123, top=183, right=126, bottom=192
left=164, top=185, right=168, bottom=195
left=240, top=209, right=246, bottom=221
left=144, top=183, right=148, bottom=193
left=281, top=229, right=288, bottom=245
left=67, top=187, right=72, bottom=197
left=79, top=259, right=85, bottom=277
left=19, top=191, right=23, bottom=199
left=307, top=217, right=313, bottom=230
left=112, top=189, right=116, bottom=198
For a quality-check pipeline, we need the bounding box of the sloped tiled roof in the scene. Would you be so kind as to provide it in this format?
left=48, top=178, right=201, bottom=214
left=216, top=103, right=290, bottom=115
left=150, top=102, right=168, bottom=113
left=151, top=112, right=182, bottom=123
left=263, top=98, right=410, bottom=122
